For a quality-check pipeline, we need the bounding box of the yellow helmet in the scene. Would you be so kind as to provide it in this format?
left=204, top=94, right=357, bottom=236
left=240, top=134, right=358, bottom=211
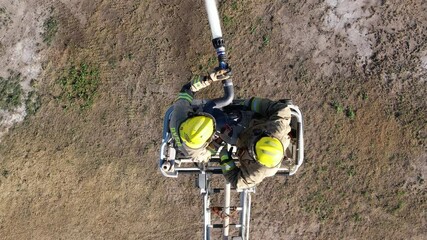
left=254, top=136, right=284, bottom=167
left=179, top=115, right=214, bottom=149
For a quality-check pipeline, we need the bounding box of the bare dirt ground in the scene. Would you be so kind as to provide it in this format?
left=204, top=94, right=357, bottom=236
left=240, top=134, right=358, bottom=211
left=0, top=0, right=426, bottom=239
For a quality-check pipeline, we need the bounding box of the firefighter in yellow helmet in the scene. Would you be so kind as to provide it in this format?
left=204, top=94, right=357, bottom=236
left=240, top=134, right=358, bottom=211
left=169, top=68, right=231, bottom=163
left=219, top=98, right=292, bottom=190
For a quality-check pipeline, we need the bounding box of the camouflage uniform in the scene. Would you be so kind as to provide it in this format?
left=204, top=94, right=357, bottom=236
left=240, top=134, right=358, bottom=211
left=169, top=82, right=213, bottom=163
left=220, top=97, right=292, bottom=190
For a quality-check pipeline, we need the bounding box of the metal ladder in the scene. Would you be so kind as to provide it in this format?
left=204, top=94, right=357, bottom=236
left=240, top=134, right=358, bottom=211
left=197, top=167, right=253, bottom=240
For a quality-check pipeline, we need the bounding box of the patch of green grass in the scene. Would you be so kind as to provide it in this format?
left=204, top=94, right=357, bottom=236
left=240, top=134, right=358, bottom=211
left=346, top=107, right=356, bottom=120
left=397, top=190, right=405, bottom=197
left=42, top=16, right=58, bottom=45
left=332, top=101, right=344, bottom=114
left=262, top=34, right=270, bottom=47
left=250, top=17, right=262, bottom=34
left=250, top=25, right=257, bottom=34
left=0, top=72, right=23, bottom=111
left=231, top=0, right=239, bottom=10
left=361, top=190, right=369, bottom=198
left=391, top=200, right=405, bottom=213
left=320, top=165, right=328, bottom=172
left=361, top=91, right=368, bottom=100
left=58, top=63, right=100, bottom=110
left=121, top=52, right=134, bottom=61
left=108, top=58, right=117, bottom=68
left=389, top=190, right=406, bottom=213
left=223, top=15, right=233, bottom=27
left=348, top=152, right=356, bottom=161
left=303, top=190, right=333, bottom=221
left=346, top=165, right=356, bottom=177
left=331, top=101, right=356, bottom=120
left=25, top=90, right=41, bottom=115
left=352, top=213, right=362, bottom=222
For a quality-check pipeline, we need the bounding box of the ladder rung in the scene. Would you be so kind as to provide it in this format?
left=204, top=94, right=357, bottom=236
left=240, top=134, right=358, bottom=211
left=211, top=206, right=240, bottom=210
left=212, top=188, right=223, bottom=193
left=210, top=224, right=242, bottom=228
left=211, top=187, right=243, bottom=192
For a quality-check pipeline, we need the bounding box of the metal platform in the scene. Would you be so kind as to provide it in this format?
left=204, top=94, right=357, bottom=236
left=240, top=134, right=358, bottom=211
left=159, top=104, right=304, bottom=178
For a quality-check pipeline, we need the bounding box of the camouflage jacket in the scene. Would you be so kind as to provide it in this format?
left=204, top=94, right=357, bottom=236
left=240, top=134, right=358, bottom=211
left=168, top=82, right=212, bottom=163
left=222, top=98, right=292, bottom=190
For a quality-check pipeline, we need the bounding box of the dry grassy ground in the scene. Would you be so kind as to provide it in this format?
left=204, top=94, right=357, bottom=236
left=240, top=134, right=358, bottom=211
left=0, top=0, right=426, bottom=239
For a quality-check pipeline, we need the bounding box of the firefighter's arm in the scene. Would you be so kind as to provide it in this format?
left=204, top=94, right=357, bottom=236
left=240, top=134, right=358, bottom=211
left=220, top=147, right=236, bottom=174
left=170, top=83, right=194, bottom=130
left=245, top=97, right=292, bottom=137
left=177, top=81, right=195, bottom=103
left=226, top=166, right=268, bottom=190
left=220, top=147, right=239, bottom=187
left=177, top=67, right=232, bottom=102
left=172, top=79, right=198, bottom=117
left=169, top=82, right=195, bottom=152
left=220, top=148, right=267, bottom=190
left=246, top=97, right=290, bottom=120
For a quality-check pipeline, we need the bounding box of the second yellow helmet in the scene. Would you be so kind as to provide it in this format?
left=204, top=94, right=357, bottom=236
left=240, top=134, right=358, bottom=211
left=254, top=136, right=284, bottom=167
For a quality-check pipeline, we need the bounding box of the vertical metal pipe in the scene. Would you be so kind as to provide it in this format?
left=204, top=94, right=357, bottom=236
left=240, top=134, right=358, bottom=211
left=203, top=174, right=211, bottom=240
left=246, top=193, right=252, bottom=240
left=239, top=190, right=247, bottom=238
left=223, top=182, right=231, bottom=240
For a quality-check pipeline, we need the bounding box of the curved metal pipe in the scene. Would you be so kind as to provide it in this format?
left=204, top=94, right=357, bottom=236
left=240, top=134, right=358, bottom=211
left=219, top=79, right=234, bottom=107
left=204, top=79, right=234, bottom=110
left=204, top=0, right=234, bottom=110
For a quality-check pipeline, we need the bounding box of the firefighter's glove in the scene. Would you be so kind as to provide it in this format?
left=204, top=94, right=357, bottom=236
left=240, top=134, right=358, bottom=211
left=209, top=67, right=232, bottom=82
left=190, top=68, right=231, bottom=92
left=190, top=75, right=211, bottom=92
left=220, top=147, right=236, bottom=174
